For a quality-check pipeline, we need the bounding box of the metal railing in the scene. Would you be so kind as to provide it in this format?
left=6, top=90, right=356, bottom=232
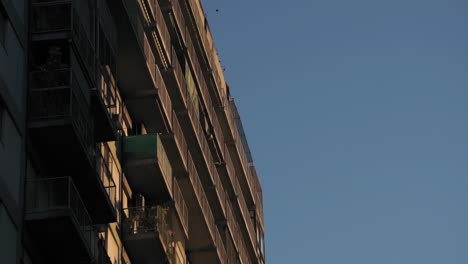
left=144, top=35, right=157, bottom=83
left=185, top=33, right=225, bottom=159
left=172, top=111, right=188, bottom=170
left=95, top=144, right=117, bottom=212
left=170, top=47, right=188, bottom=108
left=186, top=90, right=214, bottom=178
left=72, top=6, right=97, bottom=84
left=121, top=101, right=133, bottom=136
left=155, top=64, right=173, bottom=129
left=173, top=179, right=189, bottom=237
left=97, top=0, right=117, bottom=53
left=224, top=100, right=256, bottom=205
left=225, top=200, right=249, bottom=264
left=124, top=0, right=156, bottom=80
left=224, top=145, right=257, bottom=257
left=157, top=134, right=174, bottom=196
left=171, top=0, right=186, bottom=44
left=182, top=0, right=227, bottom=102
left=29, top=68, right=94, bottom=155
left=187, top=153, right=226, bottom=262
left=140, top=0, right=156, bottom=22
left=25, top=177, right=98, bottom=258
left=98, top=66, right=121, bottom=128
left=122, top=206, right=173, bottom=251
left=153, top=0, right=171, bottom=58
left=212, top=166, right=226, bottom=216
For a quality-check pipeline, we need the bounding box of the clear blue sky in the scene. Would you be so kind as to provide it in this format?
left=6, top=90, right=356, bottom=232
left=202, top=0, right=468, bottom=263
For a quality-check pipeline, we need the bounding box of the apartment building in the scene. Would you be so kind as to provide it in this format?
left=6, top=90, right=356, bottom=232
left=0, top=0, right=265, bottom=263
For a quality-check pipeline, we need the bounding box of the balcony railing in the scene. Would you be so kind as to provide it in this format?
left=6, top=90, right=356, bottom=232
left=29, top=68, right=93, bottom=154
left=155, top=64, right=173, bottom=129
left=25, top=177, right=98, bottom=259
left=153, top=0, right=171, bottom=59
left=123, top=0, right=156, bottom=78
left=171, top=0, right=187, bottom=44
left=172, top=111, right=188, bottom=170
left=185, top=95, right=228, bottom=218
left=97, top=0, right=117, bottom=53
left=170, top=47, right=188, bottom=109
left=187, top=153, right=226, bottom=262
left=173, top=179, right=189, bottom=237
left=185, top=33, right=225, bottom=159
left=138, top=0, right=171, bottom=66
left=122, top=206, right=173, bottom=256
left=225, top=200, right=249, bottom=264
left=181, top=0, right=227, bottom=103
left=224, top=99, right=257, bottom=204
left=95, top=144, right=117, bottom=212
left=225, top=145, right=257, bottom=251
left=224, top=145, right=257, bottom=257
left=72, top=5, right=97, bottom=84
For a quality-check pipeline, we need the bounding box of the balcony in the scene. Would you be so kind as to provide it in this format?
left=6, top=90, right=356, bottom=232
left=29, top=68, right=94, bottom=176
left=28, top=67, right=115, bottom=224
left=222, top=144, right=257, bottom=259
left=138, top=0, right=172, bottom=66
left=96, top=68, right=128, bottom=135
left=93, top=0, right=120, bottom=141
left=176, top=153, right=226, bottom=264
left=123, top=134, right=173, bottom=200
left=160, top=111, right=188, bottom=177
left=25, top=177, right=98, bottom=263
left=162, top=47, right=188, bottom=111
left=32, top=0, right=97, bottom=86
left=91, top=144, right=118, bottom=223
left=173, top=179, right=189, bottom=238
left=106, top=0, right=169, bottom=133
left=223, top=99, right=257, bottom=206
left=160, top=0, right=187, bottom=47
left=123, top=206, right=174, bottom=264
left=179, top=0, right=226, bottom=106
left=92, top=66, right=120, bottom=142
left=185, top=33, right=225, bottom=162
left=179, top=86, right=226, bottom=221
left=225, top=200, right=250, bottom=264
